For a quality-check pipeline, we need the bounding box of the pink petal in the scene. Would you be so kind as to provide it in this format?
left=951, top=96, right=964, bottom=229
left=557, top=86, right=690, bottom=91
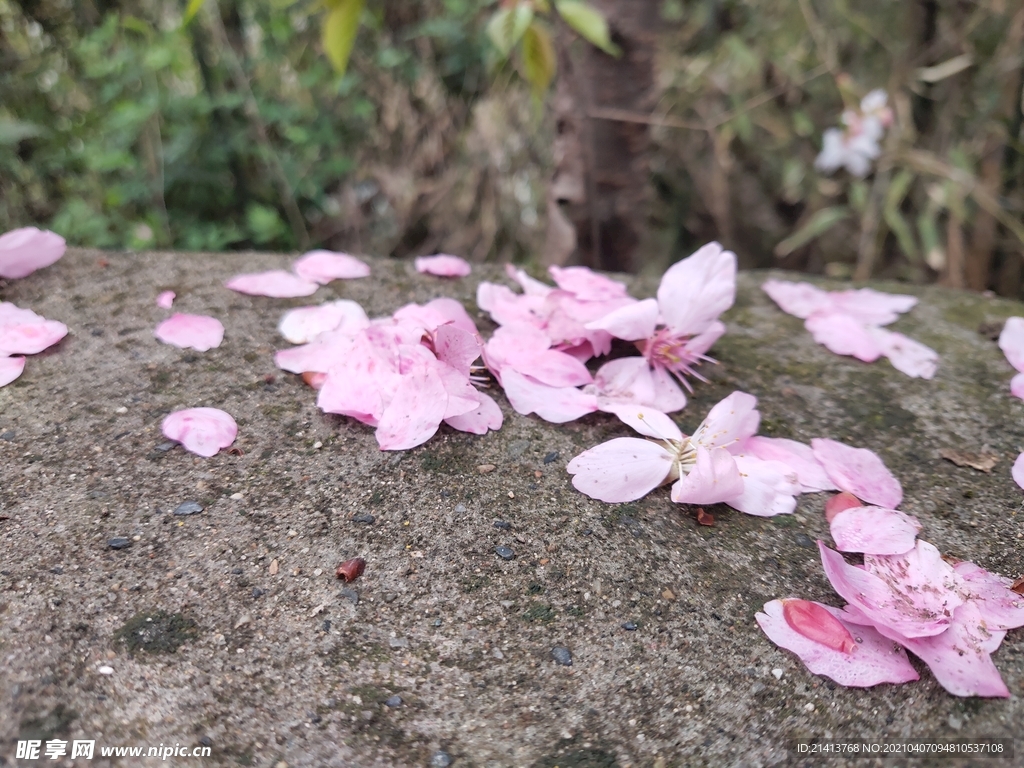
left=999, top=317, right=1024, bottom=372
left=568, top=438, right=674, bottom=503
left=592, top=357, right=689, bottom=414
left=728, top=455, right=800, bottom=517
left=274, top=329, right=358, bottom=374
left=819, top=541, right=962, bottom=638
left=476, top=282, right=546, bottom=328
left=1014, top=453, right=1024, bottom=491
left=670, top=445, right=745, bottom=505
left=414, top=254, right=472, bottom=277
left=292, top=250, right=370, bottom=283
left=161, top=407, right=238, bottom=458
left=657, top=242, right=737, bottom=335
left=693, top=391, right=760, bottom=451
left=871, top=327, right=938, bottom=379
left=485, top=325, right=592, bottom=387
left=829, top=505, right=921, bottom=555
left=0, top=317, right=68, bottom=355
left=811, top=438, right=902, bottom=508
left=761, top=279, right=832, bottom=319
left=1010, top=372, right=1024, bottom=400
left=548, top=265, right=629, bottom=301
left=501, top=369, right=598, bottom=423
left=433, top=323, right=483, bottom=374
left=756, top=599, right=918, bottom=687
left=600, top=403, right=683, bottom=441
left=953, top=561, right=1024, bottom=631
left=506, top=264, right=554, bottom=296
left=393, top=297, right=477, bottom=335
left=585, top=298, right=659, bottom=342
left=445, top=391, right=503, bottom=435
left=0, top=356, right=26, bottom=387
left=225, top=270, right=319, bottom=297
left=0, top=227, right=66, bottom=279
left=156, top=291, right=175, bottom=309
left=830, top=288, right=917, bottom=326
left=804, top=311, right=883, bottom=362
left=278, top=300, right=369, bottom=344
left=435, top=363, right=483, bottom=419
left=375, top=367, right=448, bottom=450
left=739, top=436, right=836, bottom=492
left=316, top=334, right=401, bottom=425
left=825, top=491, right=865, bottom=522
left=154, top=313, right=224, bottom=352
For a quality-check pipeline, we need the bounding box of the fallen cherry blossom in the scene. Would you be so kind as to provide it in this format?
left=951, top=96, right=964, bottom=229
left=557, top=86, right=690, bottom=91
left=278, top=300, right=369, bottom=345
left=738, top=436, right=836, bottom=493
left=293, top=250, right=370, bottom=283
left=829, top=505, right=921, bottom=555
left=0, top=302, right=68, bottom=356
left=156, top=291, right=175, bottom=309
left=0, top=356, right=25, bottom=387
left=415, top=254, right=471, bottom=278
left=0, top=227, right=66, bottom=279
left=154, top=313, right=224, bottom=352
left=225, top=269, right=319, bottom=298
left=756, top=599, right=919, bottom=687
left=811, top=438, right=902, bottom=508
left=161, top=407, right=238, bottom=457
left=997, top=317, right=1024, bottom=399
left=1013, top=453, right=1024, bottom=491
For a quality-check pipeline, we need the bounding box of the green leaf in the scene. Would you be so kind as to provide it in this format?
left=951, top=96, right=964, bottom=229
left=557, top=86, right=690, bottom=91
left=555, top=0, right=619, bottom=56
left=917, top=204, right=944, bottom=271
left=533, top=0, right=552, bottom=13
left=322, top=0, right=365, bottom=75
left=849, top=179, right=868, bottom=213
left=182, top=0, right=206, bottom=25
left=487, top=5, right=534, bottom=59
left=774, top=206, right=849, bottom=257
left=520, top=21, right=557, bottom=97
left=0, top=119, right=45, bottom=145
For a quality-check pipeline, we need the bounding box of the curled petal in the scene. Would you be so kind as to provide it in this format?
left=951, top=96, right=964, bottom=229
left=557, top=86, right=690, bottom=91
left=0, top=356, right=26, bottom=387
left=415, top=254, right=471, bottom=277
left=0, top=227, right=66, bottom=279
left=154, top=313, right=224, bottom=352
left=568, top=438, right=674, bottom=503
left=671, top=445, right=744, bottom=505
left=293, top=250, right=370, bottom=283
left=811, top=438, right=902, bottom=508
left=829, top=505, right=921, bottom=555
left=161, top=407, right=238, bottom=458
left=225, top=270, right=319, bottom=297
left=756, top=599, right=918, bottom=688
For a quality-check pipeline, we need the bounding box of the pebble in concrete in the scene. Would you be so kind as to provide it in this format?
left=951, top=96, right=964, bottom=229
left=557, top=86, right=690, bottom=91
left=385, top=695, right=402, bottom=707
left=429, top=751, right=453, bottom=767
left=622, top=622, right=638, bottom=631
left=173, top=501, right=204, bottom=516
left=494, top=546, right=514, bottom=560
left=107, top=537, right=131, bottom=550
left=551, top=647, right=572, bottom=666
left=352, top=513, right=375, bottom=524
left=543, top=451, right=558, bottom=464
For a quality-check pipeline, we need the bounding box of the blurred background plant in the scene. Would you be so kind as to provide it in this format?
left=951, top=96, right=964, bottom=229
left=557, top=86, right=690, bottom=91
left=1, top=0, right=1023, bottom=295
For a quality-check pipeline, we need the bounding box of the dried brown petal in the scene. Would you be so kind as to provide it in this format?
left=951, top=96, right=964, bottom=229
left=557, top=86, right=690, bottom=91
left=940, top=448, right=999, bottom=473
left=696, top=507, right=715, bottom=526
left=336, top=557, right=366, bottom=582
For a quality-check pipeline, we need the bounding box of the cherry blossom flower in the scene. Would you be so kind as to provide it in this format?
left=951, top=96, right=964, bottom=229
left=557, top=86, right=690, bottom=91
left=763, top=279, right=937, bottom=379
left=815, top=89, right=893, bottom=178
left=154, top=313, right=224, bottom=352
left=156, top=291, right=175, bottom=309
left=0, top=227, right=66, bottom=279
left=161, top=407, right=238, bottom=457
left=585, top=242, right=737, bottom=411
left=811, top=438, right=902, bottom=508
left=292, top=250, right=370, bottom=283
left=225, top=270, right=319, bottom=297
left=997, top=316, right=1024, bottom=399
left=756, top=599, right=919, bottom=687
left=415, top=254, right=472, bottom=278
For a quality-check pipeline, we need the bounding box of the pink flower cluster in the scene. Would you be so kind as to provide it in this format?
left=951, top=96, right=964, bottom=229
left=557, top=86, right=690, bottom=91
left=763, top=279, right=938, bottom=378
left=757, top=475, right=1024, bottom=698
left=0, top=228, right=68, bottom=387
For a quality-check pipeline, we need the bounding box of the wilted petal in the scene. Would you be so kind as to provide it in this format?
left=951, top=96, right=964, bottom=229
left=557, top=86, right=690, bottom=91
left=293, top=250, right=370, bottom=283
left=568, top=437, right=674, bottom=503
left=501, top=369, right=597, bottom=423
left=804, top=311, right=883, bottom=362
left=445, top=391, right=503, bottom=435
left=414, top=254, right=471, bottom=277
left=693, top=391, right=760, bottom=450
left=762, top=279, right=832, bottom=319
left=657, top=243, right=737, bottom=335
left=998, top=317, right=1024, bottom=372
left=0, top=356, right=25, bottom=387
left=0, top=227, right=66, bottom=279
left=728, top=455, right=800, bottom=517
left=585, top=298, right=658, bottom=341
left=812, top=438, right=902, bottom=508
left=830, top=505, right=921, bottom=555
left=225, top=270, right=319, bottom=297
left=154, top=313, right=224, bottom=352
left=278, top=300, right=369, bottom=344
left=156, top=291, right=175, bottom=309
left=739, top=436, right=836, bottom=492
left=820, top=541, right=961, bottom=638
left=671, top=445, right=744, bottom=505
left=756, top=599, right=918, bottom=688
left=161, top=407, right=237, bottom=458
left=953, top=561, right=1024, bottom=631
left=375, top=367, right=448, bottom=450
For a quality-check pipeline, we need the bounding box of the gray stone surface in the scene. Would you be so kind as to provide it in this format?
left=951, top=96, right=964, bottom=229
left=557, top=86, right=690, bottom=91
left=1, top=249, right=1023, bottom=767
